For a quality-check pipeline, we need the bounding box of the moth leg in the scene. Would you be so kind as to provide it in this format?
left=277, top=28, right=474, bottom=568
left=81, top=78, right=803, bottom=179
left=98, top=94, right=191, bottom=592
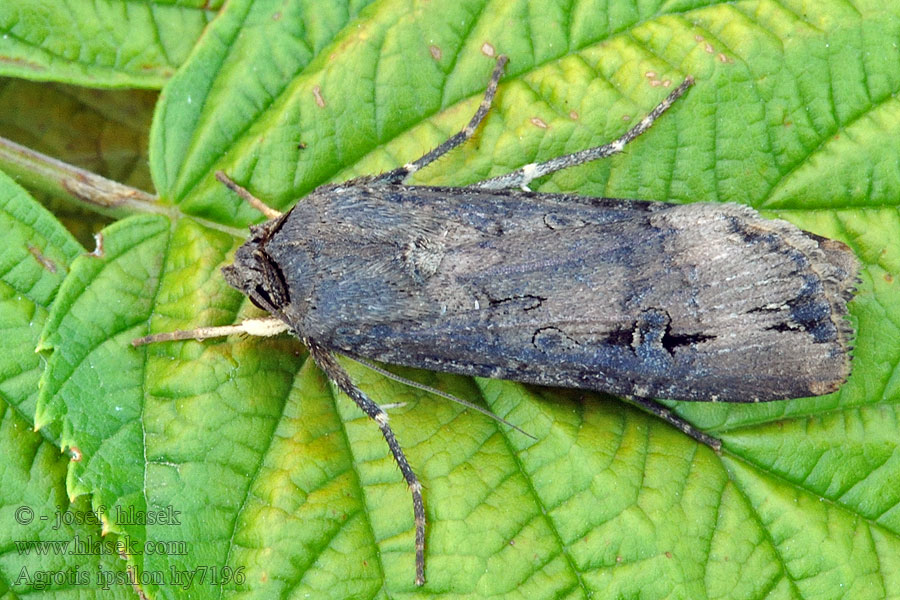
left=131, top=317, right=288, bottom=347
left=372, top=55, right=509, bottom=185
left=474, top=76, right=694, bottom=190
left=624, top=396, right=722, bottom=452
left=306, top=339, right=427, bottom=586
left=215, top=170, right=283, bottom=220
left=379, top=401, right=409, bottom=411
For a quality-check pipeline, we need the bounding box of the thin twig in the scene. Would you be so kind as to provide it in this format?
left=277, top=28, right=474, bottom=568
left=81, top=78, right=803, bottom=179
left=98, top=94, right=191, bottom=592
left=0, top=135, right=249, bottom=238
left=0, top=135, right=167, bottom=216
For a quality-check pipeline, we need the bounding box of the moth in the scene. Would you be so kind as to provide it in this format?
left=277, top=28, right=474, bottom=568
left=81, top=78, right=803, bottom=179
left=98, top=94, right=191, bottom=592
left=134, top=56, right=858, bottom=585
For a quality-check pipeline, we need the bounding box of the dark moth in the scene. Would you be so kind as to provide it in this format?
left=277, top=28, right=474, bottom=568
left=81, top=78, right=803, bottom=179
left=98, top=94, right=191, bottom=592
left=137, top=57, right=858, bottom=585
left=225, top=186, right=856, bottom=405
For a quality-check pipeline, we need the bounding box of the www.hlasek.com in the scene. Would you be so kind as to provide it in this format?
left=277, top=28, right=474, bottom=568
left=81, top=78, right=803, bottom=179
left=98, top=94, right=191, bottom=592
left=15, top=534, right=186, bottom=558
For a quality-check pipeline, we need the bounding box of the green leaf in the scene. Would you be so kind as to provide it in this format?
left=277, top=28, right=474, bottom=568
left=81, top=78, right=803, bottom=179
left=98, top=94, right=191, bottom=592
left=0, top=0, right=219, bottom=88
left=0, top=169, right=82, bottom=434
left=0, top=395, right=133, bottom=597
left=29, top=0, right=900, bottom=598
left=35, top=215, right=170, bottom=516
left=150, top=0, right=379, bottom=206
left=0, top=171, right=125, bottom=596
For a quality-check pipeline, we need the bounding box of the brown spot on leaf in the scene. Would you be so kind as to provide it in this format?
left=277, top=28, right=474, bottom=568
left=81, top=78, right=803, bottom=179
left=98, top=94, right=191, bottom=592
left=27, top=245, right=57, bottom=273
left=530, top=117, right=548, bottom=129
left=481, top=42, right=496, bottom=57
left=0, top=55, right=44, bottom=70
left=313, top=85, right=326, bottom=108
left=429, top=45, right=442, bottom=60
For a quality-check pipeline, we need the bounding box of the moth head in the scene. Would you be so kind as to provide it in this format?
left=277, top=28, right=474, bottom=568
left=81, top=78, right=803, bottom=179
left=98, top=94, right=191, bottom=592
left=222, top=224, right=291, bottom=314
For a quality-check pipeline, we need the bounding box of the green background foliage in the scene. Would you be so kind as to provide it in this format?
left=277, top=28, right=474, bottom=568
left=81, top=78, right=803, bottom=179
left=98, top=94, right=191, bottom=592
left=1, top=0, right=899, bottom=598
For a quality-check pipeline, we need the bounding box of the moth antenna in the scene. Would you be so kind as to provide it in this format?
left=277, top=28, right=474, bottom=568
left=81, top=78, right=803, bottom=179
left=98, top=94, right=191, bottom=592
left=349, top=356, right=536, bottom=440
left=215, top=171, right=284, bottom=220
left=132, top=317, right=289, bottom=347
left=624, top=396, right=722, bottom=452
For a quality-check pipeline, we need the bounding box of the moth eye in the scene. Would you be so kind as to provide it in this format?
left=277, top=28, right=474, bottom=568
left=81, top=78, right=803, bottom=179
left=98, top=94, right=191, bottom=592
left=252, top=284, right=288, bottom=312
left=250, top=249, right=291, bottom=310
left=248, top=293, right=270, bottom=312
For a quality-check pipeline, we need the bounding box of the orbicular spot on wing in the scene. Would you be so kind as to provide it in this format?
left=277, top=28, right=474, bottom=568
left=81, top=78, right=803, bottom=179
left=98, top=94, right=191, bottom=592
left=401, top=235, right=446, bottom=283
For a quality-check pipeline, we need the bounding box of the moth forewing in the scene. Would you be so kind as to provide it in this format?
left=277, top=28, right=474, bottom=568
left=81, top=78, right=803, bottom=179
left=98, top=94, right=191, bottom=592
left=262, top=188, right=856, bottom=403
